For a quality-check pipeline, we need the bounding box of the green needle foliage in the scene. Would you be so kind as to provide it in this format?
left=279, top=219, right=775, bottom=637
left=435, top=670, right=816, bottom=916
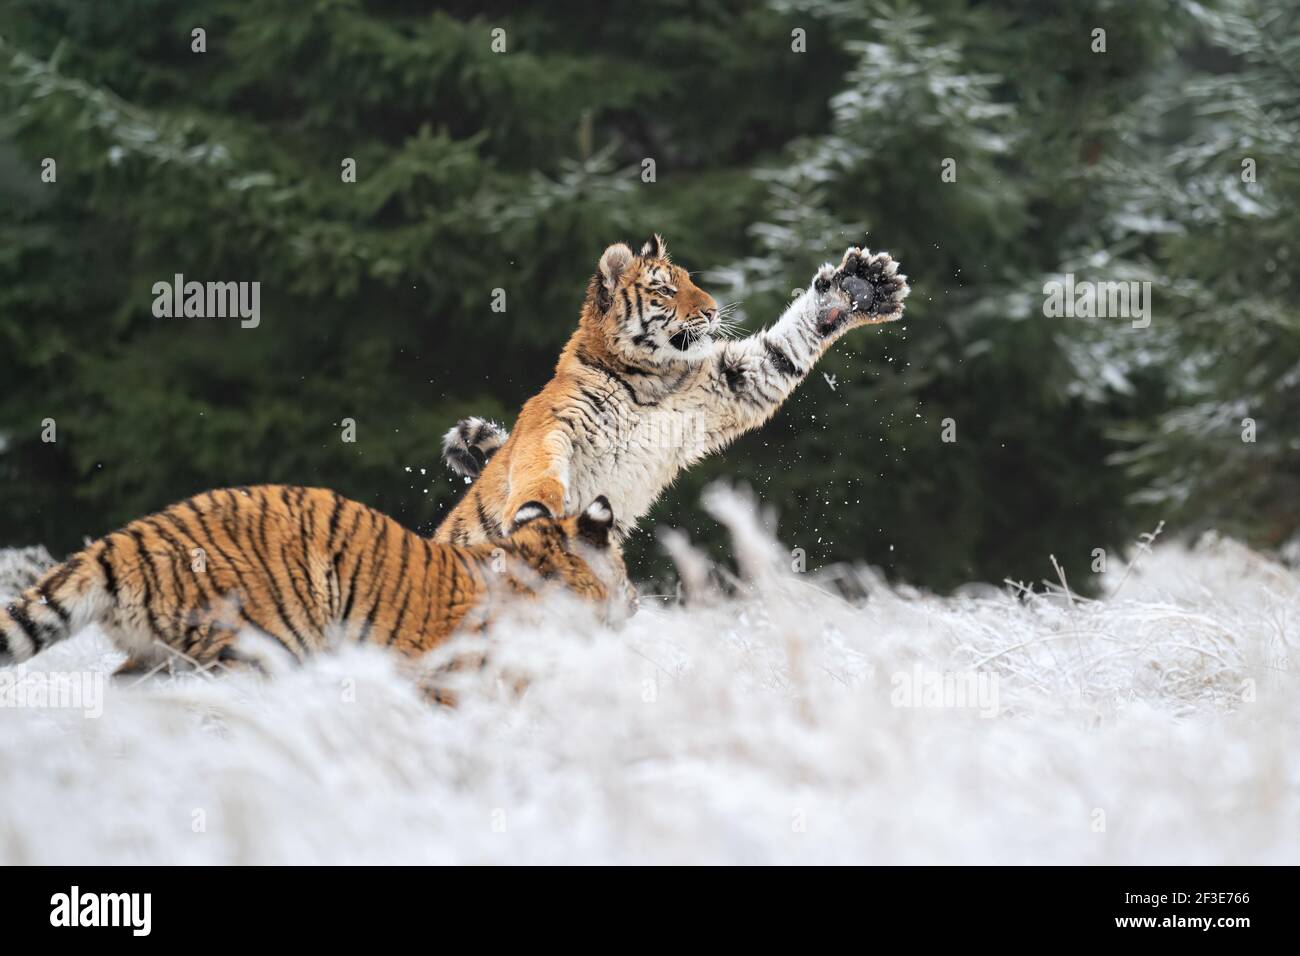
left=1, top=0, right=1294, bottom=592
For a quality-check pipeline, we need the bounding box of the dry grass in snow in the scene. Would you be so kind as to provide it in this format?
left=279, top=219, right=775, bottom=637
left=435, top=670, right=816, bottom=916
left=1, top=487, right=1296, bottom=864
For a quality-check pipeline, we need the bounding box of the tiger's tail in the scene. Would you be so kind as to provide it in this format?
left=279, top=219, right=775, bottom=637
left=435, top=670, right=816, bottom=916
left=0, top=546, right=110, bottom=665
left=441, top=417, right=509, bottom=480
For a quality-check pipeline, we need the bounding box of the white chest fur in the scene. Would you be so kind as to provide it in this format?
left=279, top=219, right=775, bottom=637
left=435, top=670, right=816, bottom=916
left=560, top=384, right=701, bottom=532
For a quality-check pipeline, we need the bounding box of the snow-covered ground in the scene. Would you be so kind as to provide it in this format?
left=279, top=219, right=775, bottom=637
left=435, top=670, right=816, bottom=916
left=2, top=488, right=1297, bottom=864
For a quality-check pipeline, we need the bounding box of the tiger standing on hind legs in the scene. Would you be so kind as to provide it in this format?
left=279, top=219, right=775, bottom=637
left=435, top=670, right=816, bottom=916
left=437, top=236, right=910, bottom=550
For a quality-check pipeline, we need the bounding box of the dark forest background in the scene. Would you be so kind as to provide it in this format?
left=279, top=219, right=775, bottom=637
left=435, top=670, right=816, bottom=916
left=1, top=0, right=1296, bottom=591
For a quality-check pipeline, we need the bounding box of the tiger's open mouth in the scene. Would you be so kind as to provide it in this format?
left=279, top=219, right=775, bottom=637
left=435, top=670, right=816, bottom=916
left=668, top=328, right=706, bottom=352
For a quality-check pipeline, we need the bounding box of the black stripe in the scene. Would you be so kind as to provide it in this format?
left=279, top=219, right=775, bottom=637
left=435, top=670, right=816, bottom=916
left=386, top=586, right=413, bottom=647
left=338, top=508, right=371, bottom=625
left=98, top=538, right=120, bottom=600
left=473, top=488, right=503, bottom=539
left=41, top=556, right=79, bottom=598
left=445, top=446, right=482, bottom=477
left=6, top=601, right=43, bottom=649
left=394, top=531, right=431, bottom=645
left=181, top=499, right=293, bottom=652
left=156, top=511, right=217, bottom=607
left=719, top=356, right=746, bottom=393
left=575, top=349, right=659, bottom=407
left=142, top=518, right=195, bottom=639
left=632, top=287, right=646, bottom=330
left=448, top=547, right=480, bottom=599
left=355, top=518, right=394, bottom=642
left=385, top=536, right=415, bottom=646
left=564, top=396, right=605, bottom=434
left=223, top=490, right=246, bottom=538
left=178, top=496, right=282, bottom=647
left=295, top=488, right=317, bottom=583
left=443, top=549, right=466, bottom=604
left=664, top=366, right=691, bottom=394
left=155, top=510, right=231, bottom=638
left=764, top=339, right=802, bottom=377
left=128, top=529, right=170, bottom=644
left=264, top=491, right=313, bottom=637
left=452, top=515, right=470, bottom=545
left=242, top=491, right=310, bottom=652
left=301, top=489, right=330, bottom=630
left=416, top=543, right=441, bottom=640
left=348, top=509, right=387, bottom=634
left=391, top=531, right=412, bottom=605
left=328, top=503, right=362, bottom=621
left=38, top=586, right=71, bottom=623
left=281, top=489, right=323, bottom=634
left=754, top=379, right=783, bottom=405
left=280, top=525, right=321, bottom=636
left=594, top=273, right=612, bottom=313
left=325, top=491, right=346, bottom=555
left=614, top=359, right=659, bottom=376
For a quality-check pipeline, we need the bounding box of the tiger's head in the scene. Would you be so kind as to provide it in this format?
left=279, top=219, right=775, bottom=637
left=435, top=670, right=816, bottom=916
left=584, top=235, right=720, bottom=366
left=504, top=496, right=636, bottom=624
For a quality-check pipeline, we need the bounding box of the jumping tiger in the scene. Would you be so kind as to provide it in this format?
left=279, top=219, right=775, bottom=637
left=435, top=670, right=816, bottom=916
left=0, top=486, right=627, bottom=674
left=436, top=237, right=909, bottom=545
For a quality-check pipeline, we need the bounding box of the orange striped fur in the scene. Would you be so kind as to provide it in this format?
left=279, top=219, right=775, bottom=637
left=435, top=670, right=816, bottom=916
left=0, top=486, right=625, bottom=675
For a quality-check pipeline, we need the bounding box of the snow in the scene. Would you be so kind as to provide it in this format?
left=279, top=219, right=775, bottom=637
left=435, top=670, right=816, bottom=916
left=1, top=489, right=1296, bottom=864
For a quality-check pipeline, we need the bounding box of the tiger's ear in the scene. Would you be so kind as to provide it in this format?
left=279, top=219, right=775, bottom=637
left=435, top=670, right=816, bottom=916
left=639, top=234, right=667, bottom=260
left=576, top=496, right=614, bottom=547
left=595, top=243, right=634, bottom=312
left=511, top=501, right=553, bottom=532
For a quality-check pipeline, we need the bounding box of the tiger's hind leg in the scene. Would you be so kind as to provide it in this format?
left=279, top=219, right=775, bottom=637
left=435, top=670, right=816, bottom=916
left=113, top=655, right=165, bottom=678
left=108, top=620, right=245, bottom=680
left=185, top=622, right=282, bottom=675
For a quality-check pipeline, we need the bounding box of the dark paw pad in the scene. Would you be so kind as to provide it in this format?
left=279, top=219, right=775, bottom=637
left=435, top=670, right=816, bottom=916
left=841, top=275, right=876, bottom=314
left=836, top=246, right=909, bottom=322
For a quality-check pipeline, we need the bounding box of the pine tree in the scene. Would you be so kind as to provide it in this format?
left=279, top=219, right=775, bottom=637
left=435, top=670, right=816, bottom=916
left=2, top=0, right=1289, bottom=590
left=667, top=0, right=1180, bottom=590
left=0, top=1, right=840, bottom=554
left=1083, top=0, right=1300, bottom=555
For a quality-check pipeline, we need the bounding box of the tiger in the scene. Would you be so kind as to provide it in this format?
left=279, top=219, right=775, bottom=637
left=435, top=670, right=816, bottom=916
left=435, top=236, right=908, bottom=546
left=0, top=486, right=626, bottom=677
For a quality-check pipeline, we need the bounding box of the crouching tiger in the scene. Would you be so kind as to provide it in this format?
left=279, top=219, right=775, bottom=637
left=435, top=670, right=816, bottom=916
left=0, top=486, right=628, bottom=675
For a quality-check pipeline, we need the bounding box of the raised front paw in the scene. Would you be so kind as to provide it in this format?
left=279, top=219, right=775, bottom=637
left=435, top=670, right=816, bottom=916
left=813, top=247, right=909, bottom=336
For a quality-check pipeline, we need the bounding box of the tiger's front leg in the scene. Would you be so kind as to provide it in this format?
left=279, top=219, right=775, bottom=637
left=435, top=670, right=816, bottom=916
left=503, top=429, right=573, bottom=525
left=690, top=247, right=909, bottom=452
